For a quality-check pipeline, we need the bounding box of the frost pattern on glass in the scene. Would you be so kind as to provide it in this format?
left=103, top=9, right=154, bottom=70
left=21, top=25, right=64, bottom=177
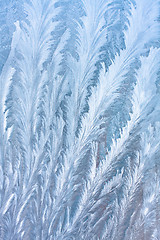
left=0, top=0, right=160, bottom=239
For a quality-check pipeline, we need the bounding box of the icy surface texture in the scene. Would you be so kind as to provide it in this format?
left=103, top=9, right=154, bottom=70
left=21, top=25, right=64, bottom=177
left=0, top=0, right=160, bottom=239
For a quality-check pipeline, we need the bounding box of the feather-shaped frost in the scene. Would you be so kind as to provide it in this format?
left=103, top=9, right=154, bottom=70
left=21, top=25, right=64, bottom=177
left=0, top=0, right=160, bottom=239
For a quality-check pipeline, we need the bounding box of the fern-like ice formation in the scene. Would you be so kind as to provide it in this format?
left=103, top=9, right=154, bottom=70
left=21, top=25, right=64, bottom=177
left=0, top=0, right=160, bottom=239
